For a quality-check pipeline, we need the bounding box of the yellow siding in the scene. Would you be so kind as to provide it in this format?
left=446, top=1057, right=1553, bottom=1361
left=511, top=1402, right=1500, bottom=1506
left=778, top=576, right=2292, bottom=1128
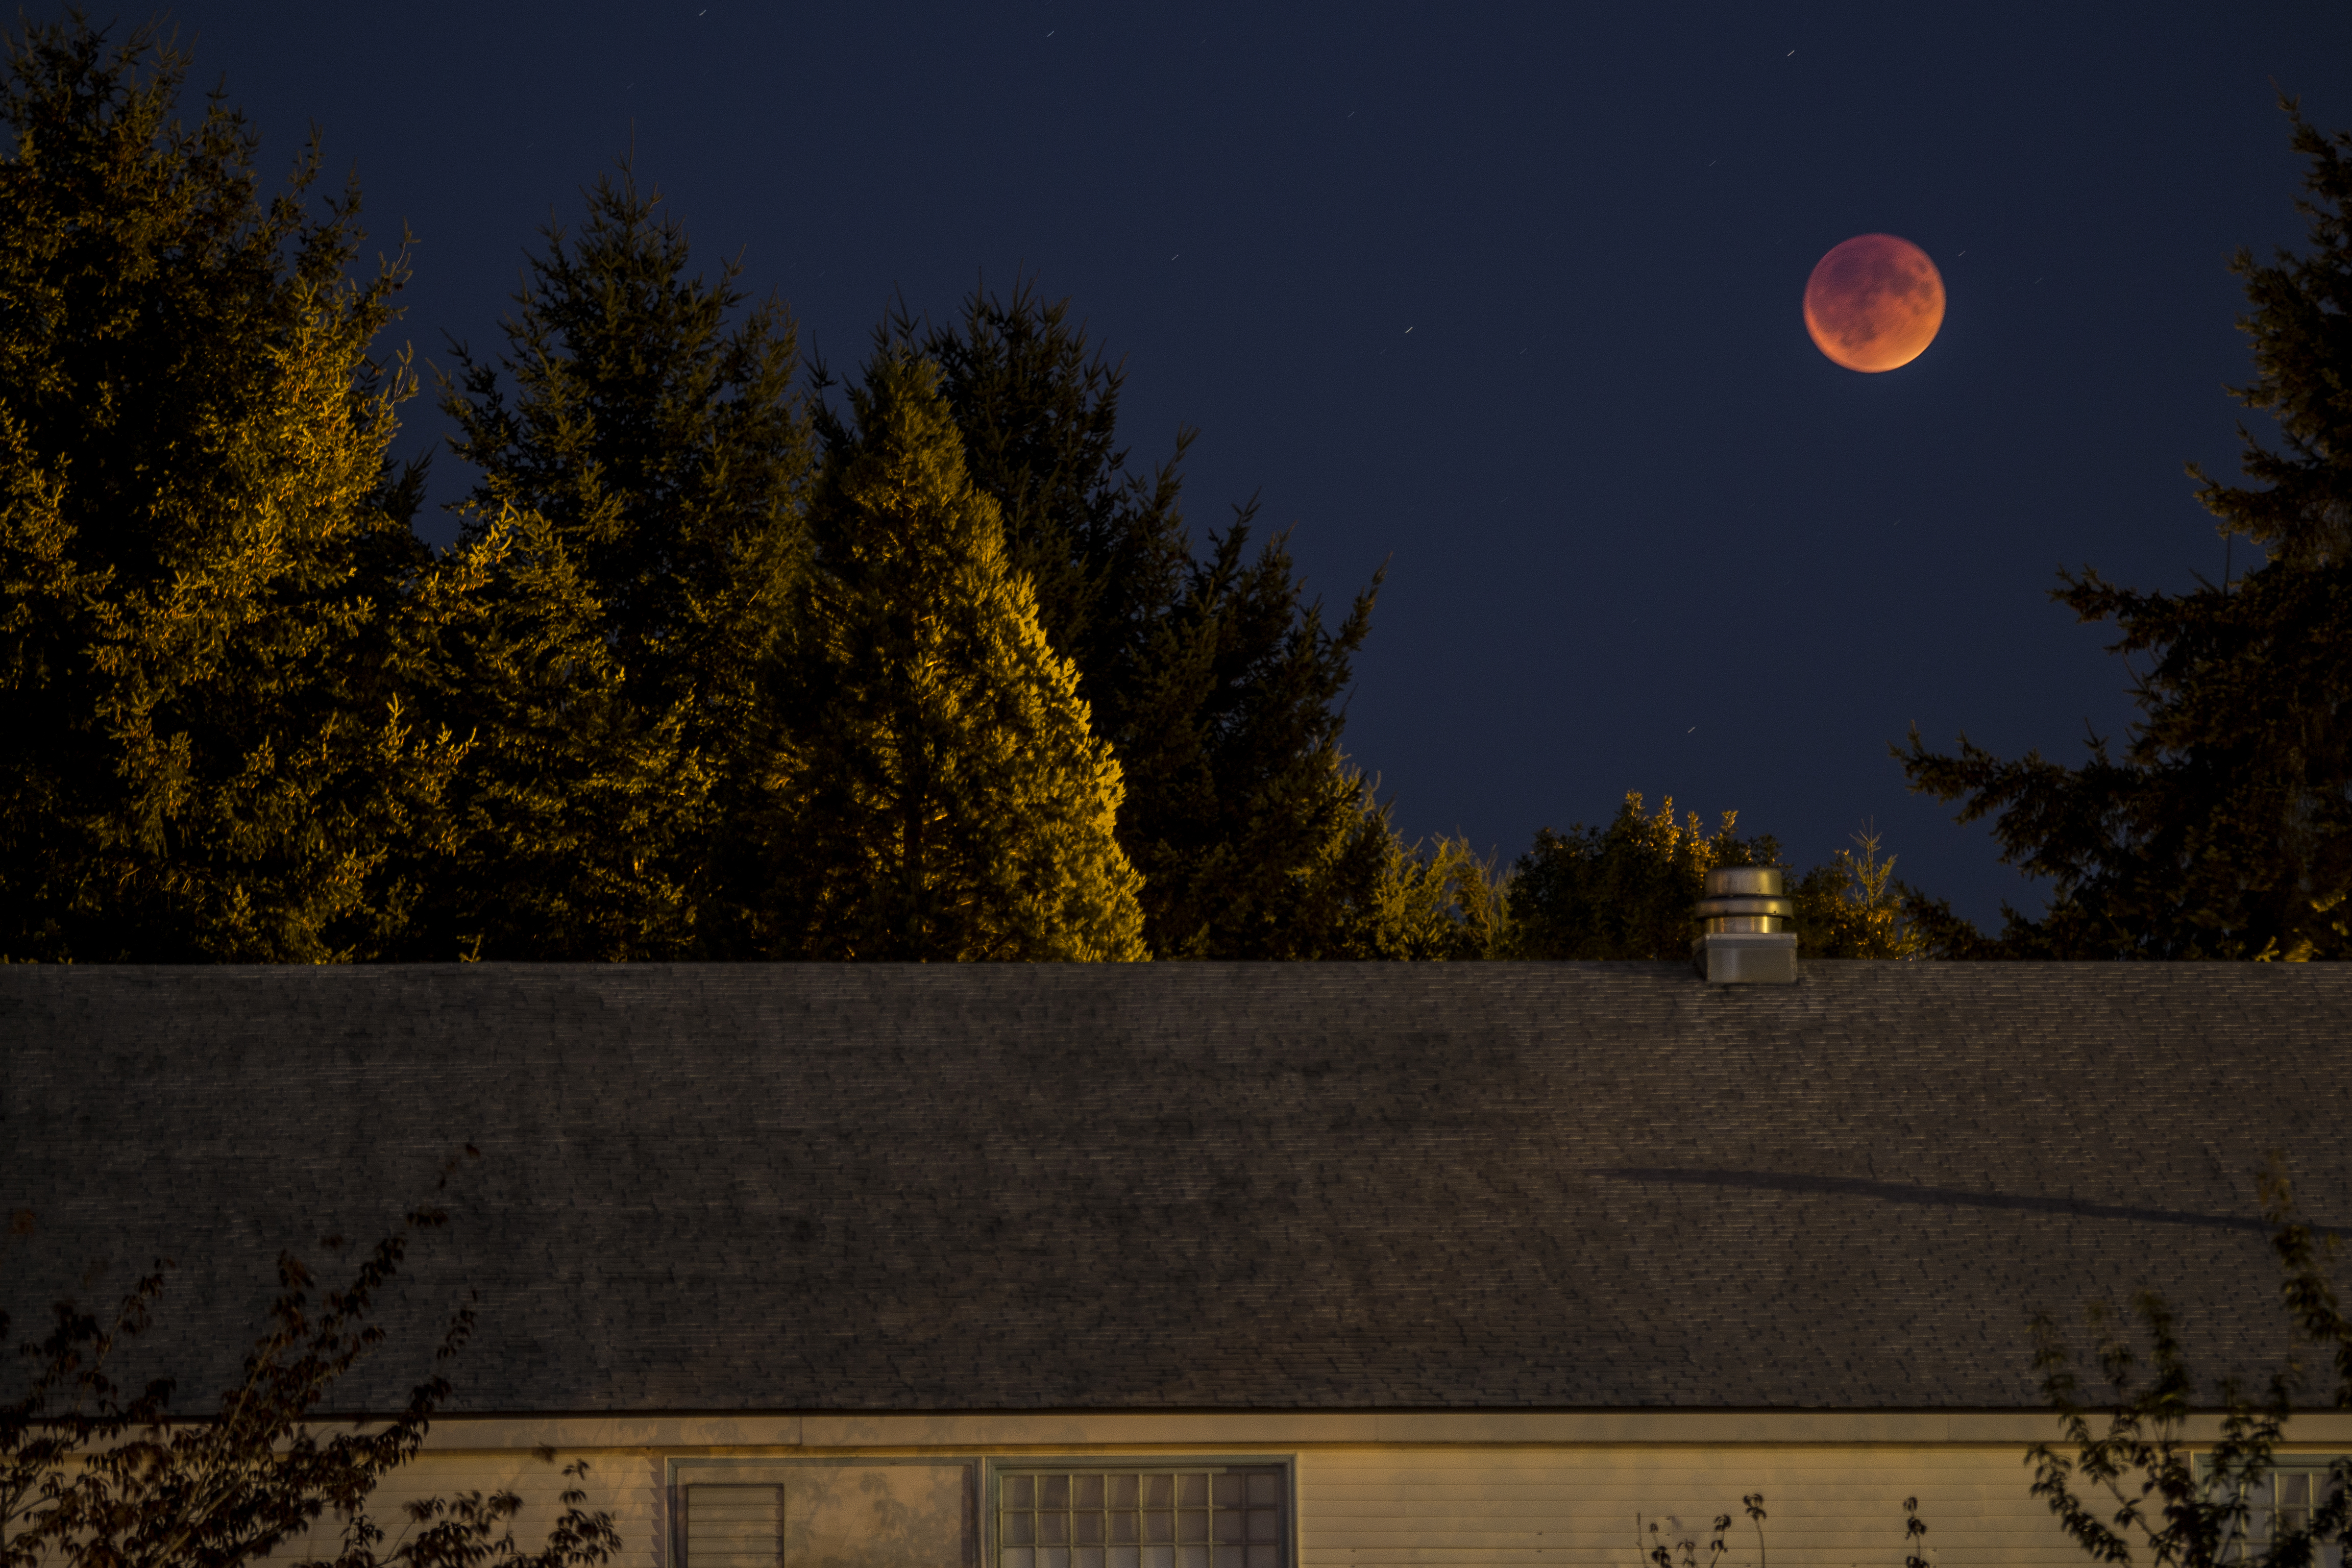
left=1296, top=1447, right=2066, bottom=1568
left=274, top=1431, right=2352, bottom=1568
left=266, top=1451, right=670, bottom=1567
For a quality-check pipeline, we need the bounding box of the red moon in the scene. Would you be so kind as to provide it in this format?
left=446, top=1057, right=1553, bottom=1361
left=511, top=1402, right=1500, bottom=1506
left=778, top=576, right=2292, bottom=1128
left=1803, top=234, right=1945, bottom=372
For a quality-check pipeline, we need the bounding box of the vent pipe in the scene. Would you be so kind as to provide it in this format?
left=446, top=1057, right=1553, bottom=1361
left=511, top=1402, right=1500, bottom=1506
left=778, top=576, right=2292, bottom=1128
left=1692, top=866, right=1798, bottom=984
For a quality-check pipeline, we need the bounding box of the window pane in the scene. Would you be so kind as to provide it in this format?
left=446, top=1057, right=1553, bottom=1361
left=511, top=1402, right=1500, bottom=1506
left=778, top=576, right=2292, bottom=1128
left=2281, top=1473, right=2313, bottom=1533
left=1003, top=1467, right=1281, bottom=1568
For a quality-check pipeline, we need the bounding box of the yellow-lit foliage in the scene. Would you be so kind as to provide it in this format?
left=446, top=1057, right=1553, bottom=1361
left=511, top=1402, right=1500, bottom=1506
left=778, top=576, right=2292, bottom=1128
left=761, top=353, right=1145, bottom=961
left=0, top=19, right=467, bottom=960
left=434, top=163, right=811, bottom=957
left=389, top=504, right=719, bottom=960
left=1509, top=792, right=1925, bottom=962
left=15, top=299, right=467, bottom=961
left=1347, top=822, right=1516, bottom=961
left=1507, top=791, right=1775, bottom=961
left=1791, top=828, right=1925, bottom=960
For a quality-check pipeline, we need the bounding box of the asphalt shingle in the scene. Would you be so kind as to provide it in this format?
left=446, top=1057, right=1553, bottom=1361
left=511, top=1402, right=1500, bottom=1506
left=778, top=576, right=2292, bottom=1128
left=3, top=962, right=2346, bottom=1415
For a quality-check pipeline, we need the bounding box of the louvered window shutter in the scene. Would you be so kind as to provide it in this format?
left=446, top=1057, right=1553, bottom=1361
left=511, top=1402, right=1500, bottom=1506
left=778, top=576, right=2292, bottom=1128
left=687, top=1484, right=785, bottom=1568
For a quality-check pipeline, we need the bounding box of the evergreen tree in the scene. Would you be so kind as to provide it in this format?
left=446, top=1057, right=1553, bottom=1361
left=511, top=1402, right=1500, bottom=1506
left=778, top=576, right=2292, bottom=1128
left=426, top=164, right=810, bottom=957
left=1903, top=108, right=2352, bottom=960
left=1337, top=828, right=1516, bottom=960
left=878, top=278, right=1192, bottom=714
left=0, top=16, right=462, bottom=961
left=1510, top=795, right=1925, bottom=961
left=387, top=506, right=715, bottom=961
left=761, top=351, right=1146, bottom=961
left=1508, top=794, right=1777, bottom=960
left=859, top=280, right=1387, bottom=958
left=1118, top=519, right=1387, bottom=957
left=1789, top=829, right=1926, bottom=960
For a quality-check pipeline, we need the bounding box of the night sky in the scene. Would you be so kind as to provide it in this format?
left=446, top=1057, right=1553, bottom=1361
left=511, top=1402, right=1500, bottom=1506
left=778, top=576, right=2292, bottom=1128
left=161, top=2, right=2352, bottom=927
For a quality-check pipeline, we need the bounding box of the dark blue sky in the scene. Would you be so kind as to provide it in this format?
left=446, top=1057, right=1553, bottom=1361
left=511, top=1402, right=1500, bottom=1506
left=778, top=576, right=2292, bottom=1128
left=168, top=1, right=2351, bottom=926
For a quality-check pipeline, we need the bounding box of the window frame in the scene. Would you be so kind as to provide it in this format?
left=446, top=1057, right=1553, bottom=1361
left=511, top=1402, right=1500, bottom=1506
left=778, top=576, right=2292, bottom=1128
left=2191, top=1454, right=2351, bottom=1565
left=977, top=1455, right=1298, bottom=1568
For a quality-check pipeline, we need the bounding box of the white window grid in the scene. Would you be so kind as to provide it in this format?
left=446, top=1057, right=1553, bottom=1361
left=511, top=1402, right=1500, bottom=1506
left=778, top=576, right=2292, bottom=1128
left=996, top=1467, right=1284, bottom=1568
left=2220, top=1462, right=2349, bottom=1565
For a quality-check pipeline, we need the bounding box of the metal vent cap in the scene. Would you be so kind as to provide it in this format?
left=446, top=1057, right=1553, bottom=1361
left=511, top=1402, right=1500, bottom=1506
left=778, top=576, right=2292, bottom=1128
left=1696, top=865, right=1793, bottom=934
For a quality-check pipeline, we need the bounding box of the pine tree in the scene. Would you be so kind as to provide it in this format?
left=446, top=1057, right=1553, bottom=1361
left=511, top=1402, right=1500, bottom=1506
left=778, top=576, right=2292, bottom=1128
left=1508, top=795, right=1926, bottom=961
left=1901, top=107, right=2352, bottom=960
left=0, top=16, right=463, bottom=961
left=1790, top=829, right=1925, bottom=960
left=1508, top=794, right=1778, bottom=960
left=425, top=164, right=810, bottom=957
left=1336, top=827, right=1516, bottom=960
left=1117, top=518, right=1388, bottom=957
left=877, top=278, right=1192, bottom=710
left=387, top=506, right=715, bottom=960
left=864, top=280, right=1387, bottom=958
left=761, top=351, right=1146, bottom=961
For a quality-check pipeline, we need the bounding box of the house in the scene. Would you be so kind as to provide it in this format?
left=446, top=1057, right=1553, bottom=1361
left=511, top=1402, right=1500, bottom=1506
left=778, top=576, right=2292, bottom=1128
left=6, top=963, right=2350, bottom=1568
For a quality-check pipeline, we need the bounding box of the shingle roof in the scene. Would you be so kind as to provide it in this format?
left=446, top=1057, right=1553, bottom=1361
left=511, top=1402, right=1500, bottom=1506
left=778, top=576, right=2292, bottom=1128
left=4, top=962, right=2348, bottom=1415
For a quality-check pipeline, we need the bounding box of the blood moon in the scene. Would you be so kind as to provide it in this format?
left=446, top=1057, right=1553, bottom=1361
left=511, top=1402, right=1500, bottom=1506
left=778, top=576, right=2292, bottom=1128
left=1803, top=233, right=1945, bottom=372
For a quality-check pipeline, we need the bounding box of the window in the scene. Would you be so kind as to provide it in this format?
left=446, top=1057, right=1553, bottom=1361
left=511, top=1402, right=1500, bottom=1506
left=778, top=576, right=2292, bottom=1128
left=994, top=1466, right=1286, bottom=1568
left=2271, top=1471, right=2319, bottom=1539
left=2209, top=1459, right=2348, bottom=1567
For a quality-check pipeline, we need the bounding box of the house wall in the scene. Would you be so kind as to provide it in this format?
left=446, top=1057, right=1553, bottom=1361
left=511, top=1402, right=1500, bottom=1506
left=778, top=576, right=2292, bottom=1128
left=329, top=1413, right=2352, bottom=1568
left=1307, top=1443, right=2037, bottom=1568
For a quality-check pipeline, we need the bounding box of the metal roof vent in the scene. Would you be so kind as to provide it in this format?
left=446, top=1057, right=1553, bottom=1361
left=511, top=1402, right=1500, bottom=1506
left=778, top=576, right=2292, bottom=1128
left=1692, top=865, right=1798, bottom=984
